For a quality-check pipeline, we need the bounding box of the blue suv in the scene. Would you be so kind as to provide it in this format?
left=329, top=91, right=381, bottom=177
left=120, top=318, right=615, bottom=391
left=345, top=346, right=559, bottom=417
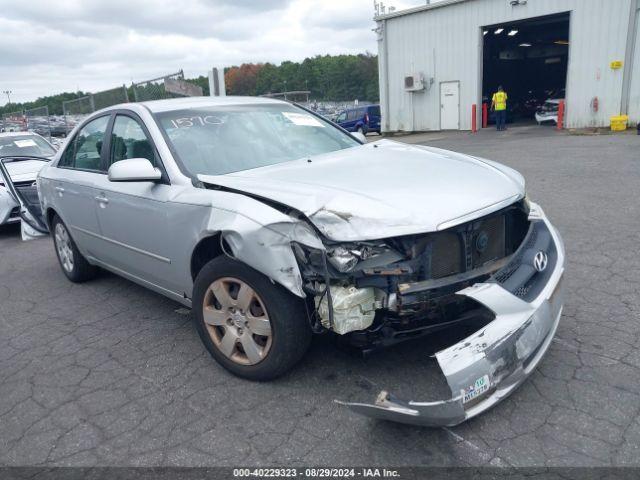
left=335, top=105, right=381, bottom=134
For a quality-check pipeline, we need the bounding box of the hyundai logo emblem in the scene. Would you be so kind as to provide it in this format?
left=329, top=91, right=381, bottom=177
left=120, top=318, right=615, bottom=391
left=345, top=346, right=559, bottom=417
left=533, top=251, right=548, bottom=272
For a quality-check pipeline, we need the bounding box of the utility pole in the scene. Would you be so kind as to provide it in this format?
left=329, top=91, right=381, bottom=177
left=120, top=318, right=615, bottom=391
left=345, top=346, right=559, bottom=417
left=2, top=90, right=12, bottom=104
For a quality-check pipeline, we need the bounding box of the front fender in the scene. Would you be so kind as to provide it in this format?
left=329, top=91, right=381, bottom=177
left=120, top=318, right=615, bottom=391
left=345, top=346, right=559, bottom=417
left=188, top=190, right=324, bottom=298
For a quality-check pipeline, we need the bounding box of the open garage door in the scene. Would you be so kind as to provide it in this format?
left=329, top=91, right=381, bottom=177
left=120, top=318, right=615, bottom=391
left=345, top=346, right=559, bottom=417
left=482, top=13, right=570, bottom=126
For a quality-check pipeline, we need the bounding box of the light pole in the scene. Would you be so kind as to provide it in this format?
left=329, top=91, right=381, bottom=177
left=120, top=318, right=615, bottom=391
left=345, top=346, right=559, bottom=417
left=2, top=90, right=12, bottom=104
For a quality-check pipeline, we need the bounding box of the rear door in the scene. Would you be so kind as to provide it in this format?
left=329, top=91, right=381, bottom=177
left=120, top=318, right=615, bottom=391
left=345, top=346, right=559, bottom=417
left=91, top=112, right=179, bottom=294
left=44, top=115, right=111, bottom=257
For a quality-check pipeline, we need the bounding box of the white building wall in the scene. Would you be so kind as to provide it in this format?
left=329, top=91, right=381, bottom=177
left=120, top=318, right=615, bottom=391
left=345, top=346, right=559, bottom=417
left=378, top=0, right=635, bottom=131
left=628, top=4, right=640, bottom=124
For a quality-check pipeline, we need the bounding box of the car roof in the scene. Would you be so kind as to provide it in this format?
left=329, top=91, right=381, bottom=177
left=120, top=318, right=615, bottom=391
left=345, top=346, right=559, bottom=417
left=134, top=96, right=289, bottom=113
left=0, top=131, right=41, bottom=138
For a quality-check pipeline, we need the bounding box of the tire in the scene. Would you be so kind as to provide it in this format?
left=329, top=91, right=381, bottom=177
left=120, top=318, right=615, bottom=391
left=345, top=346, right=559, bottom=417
left=357, top=126, right=366, bottom=136
left=193, top=256, right=311, bottom=381
left=51, top=214, right=98, bottom=283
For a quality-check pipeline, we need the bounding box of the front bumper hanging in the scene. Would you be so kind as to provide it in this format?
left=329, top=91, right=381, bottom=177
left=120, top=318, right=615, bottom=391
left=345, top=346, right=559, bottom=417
left=337, top=207, right=565, bottom=426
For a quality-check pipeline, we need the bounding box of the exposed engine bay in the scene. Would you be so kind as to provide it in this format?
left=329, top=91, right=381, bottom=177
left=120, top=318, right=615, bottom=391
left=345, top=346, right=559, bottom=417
left=292, top=199, right=532, bottom=351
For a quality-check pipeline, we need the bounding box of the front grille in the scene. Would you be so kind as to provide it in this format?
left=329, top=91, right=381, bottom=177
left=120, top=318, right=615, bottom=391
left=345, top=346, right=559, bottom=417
left=471, top=215, right=506, bottom=268
left=392, top=201, right=530, bottom=282
left=431, top=232, right=463, bottom=278
left=494, top=220, right=557, bottom=302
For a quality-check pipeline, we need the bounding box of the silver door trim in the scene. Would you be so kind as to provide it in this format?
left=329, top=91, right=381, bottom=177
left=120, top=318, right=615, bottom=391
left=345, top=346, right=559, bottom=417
left=70, top=225, right=171, bottom=264
left=88, top=255, right=189, bottom=306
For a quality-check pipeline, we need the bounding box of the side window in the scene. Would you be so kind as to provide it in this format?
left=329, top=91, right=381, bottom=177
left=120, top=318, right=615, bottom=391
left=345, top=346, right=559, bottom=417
left=346, top=109, right=359, bottom=121
left=335, top=111, right=347, bottom=123
left=67, top=116, right=110, bottom=171
left=110, top=115, right=155, bottom=166
left=58, top=140, right=75, bottom=167
left=371, top=106, right=381, bottom=117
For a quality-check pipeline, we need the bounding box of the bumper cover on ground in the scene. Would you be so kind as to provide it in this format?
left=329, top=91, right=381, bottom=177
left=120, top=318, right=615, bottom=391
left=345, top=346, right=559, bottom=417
left=337, top=207, right=565, bottom=426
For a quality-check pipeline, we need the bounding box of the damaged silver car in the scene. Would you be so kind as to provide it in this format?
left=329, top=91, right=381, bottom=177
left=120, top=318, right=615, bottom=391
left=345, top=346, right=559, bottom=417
left=24, top=97, right=563, bottom=426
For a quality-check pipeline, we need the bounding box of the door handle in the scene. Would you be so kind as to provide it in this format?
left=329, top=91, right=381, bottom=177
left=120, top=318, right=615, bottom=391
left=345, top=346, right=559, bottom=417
left=55, top=186, right=65, bottom=193
left=95, top=195, right=109, bottom=204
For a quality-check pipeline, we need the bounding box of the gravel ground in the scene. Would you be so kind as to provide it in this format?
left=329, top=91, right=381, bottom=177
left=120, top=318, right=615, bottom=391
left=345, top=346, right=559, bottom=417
left=0, top=125, right=639, bottom=467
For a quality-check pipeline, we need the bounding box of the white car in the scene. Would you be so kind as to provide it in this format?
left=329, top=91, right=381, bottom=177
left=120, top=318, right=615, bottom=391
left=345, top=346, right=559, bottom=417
left=3, top=97, right=565, bottom=427
left=535, top=99, right=562, bottom=124
left=0, top=132, right=55, bottom=225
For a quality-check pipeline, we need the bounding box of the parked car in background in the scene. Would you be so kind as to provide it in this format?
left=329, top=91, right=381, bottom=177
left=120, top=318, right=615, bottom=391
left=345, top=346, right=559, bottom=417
left=14, top=96, right=565, bottom=427
left=335, top=104, right=381, bottom=134
left=0, top=132, right=55, bottom=225
left=535, top=99, right=563, bottom=125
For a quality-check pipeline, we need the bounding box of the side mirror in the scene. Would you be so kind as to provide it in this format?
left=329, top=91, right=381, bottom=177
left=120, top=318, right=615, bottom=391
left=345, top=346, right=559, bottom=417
left=351, top=131, right=367, bottom=143
left=108, top=158, right=161, bottom=182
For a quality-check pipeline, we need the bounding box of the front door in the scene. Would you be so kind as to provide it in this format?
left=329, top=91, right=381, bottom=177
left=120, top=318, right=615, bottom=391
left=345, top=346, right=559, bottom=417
left=47, top=115, right=111, bottom=258
left=92, top=113, right=178, bottom=294
left=440, top=81, right=460, bottom=130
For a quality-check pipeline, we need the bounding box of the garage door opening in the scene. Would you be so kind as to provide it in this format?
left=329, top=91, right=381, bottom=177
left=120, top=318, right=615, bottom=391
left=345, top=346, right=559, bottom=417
left=482, top=12, right=570, bottom=127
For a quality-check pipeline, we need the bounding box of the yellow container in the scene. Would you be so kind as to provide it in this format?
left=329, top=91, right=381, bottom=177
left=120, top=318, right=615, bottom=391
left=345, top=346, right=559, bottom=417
left=610, top=115, right=629, bottom=131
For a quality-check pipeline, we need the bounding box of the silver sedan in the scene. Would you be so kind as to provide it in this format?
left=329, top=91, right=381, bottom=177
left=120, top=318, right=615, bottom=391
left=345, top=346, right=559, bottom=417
left=29, top=96, right=564, bottom=426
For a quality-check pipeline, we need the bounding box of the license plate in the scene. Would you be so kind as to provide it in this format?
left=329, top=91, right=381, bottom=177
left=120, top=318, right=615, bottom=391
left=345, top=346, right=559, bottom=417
left=461, top=374, right=490, bottom=404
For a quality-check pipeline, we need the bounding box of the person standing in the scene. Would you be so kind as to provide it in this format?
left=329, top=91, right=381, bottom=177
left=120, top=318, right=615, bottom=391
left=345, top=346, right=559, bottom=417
left=491, top=86, right=508, bottom=131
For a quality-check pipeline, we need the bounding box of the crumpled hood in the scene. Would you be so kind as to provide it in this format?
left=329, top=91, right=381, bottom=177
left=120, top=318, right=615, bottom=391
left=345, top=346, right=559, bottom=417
left=198, top=140, right=525, bottom=241
left=4, top=159, right=48, bottom=183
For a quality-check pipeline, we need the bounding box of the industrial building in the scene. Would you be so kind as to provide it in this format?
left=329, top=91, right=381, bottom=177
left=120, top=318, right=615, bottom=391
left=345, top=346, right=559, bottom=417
left=375, top=0, right=640, bottom=131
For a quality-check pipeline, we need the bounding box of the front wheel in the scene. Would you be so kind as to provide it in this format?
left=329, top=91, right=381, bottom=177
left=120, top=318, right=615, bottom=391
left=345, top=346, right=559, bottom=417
left=193, top=256, right=311, bottom=381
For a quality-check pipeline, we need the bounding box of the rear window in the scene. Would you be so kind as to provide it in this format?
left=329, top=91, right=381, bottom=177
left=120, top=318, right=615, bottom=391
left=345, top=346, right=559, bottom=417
left=369, top=106, right=381, bottom=116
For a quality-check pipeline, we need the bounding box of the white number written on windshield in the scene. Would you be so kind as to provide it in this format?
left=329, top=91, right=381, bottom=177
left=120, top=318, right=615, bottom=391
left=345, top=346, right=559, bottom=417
left=169, top=116, right=224, bottom=129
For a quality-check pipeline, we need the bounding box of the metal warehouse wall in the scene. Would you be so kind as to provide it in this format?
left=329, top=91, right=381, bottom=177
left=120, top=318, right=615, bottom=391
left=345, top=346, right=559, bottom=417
left=629, top=4, right=640, bottom=124
left=378, top=0, right=637, bottom=131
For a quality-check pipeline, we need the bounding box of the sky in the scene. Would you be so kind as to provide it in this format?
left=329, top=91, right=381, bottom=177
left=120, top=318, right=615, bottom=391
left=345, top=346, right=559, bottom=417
left=0, top=0, right=428, bottom=105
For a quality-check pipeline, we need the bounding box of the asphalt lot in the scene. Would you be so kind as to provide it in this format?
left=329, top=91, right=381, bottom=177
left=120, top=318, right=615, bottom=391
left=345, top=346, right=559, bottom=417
left=1, top=125, right=639, bottom=467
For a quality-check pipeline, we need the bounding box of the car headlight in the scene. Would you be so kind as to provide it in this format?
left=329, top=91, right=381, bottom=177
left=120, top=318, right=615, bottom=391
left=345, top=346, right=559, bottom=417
left=327, top=246, right=359, bottom=272
left=293, top=241, right=401, bottom=274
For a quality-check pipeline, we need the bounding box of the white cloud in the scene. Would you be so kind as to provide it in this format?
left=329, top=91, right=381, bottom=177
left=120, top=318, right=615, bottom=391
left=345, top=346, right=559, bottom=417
left=0, top=0, right=425, bottom=103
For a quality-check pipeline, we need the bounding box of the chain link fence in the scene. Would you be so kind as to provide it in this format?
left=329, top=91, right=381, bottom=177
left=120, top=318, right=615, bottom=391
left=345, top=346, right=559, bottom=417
left=93, top=85, right=129, bottom=111
left=62, top=85, right=129, bottom=134
left=24, top=106, right=51, bottom=139
left=21, top=70, right=203, bottom=136
left=2, top=110, right=27, bottom=132
left=132, top=70, right=203, bottom=101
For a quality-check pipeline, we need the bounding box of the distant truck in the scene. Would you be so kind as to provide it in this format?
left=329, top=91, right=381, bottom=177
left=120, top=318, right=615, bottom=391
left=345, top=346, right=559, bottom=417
left=335, top=105, right=381, bottom=134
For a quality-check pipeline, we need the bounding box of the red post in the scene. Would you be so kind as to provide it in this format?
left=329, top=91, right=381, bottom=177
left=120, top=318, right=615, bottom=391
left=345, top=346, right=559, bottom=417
left=472, top=104, right=477, bottom=133
left=482, top=103, right=488, bottom=128
left=557, top=100, right=565, bottom=130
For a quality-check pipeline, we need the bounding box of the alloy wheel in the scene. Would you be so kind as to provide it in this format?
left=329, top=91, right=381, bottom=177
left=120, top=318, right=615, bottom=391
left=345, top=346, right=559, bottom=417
left=202, top=277, right=273, bottom=365
left=54, top=223, right=74, bottom=273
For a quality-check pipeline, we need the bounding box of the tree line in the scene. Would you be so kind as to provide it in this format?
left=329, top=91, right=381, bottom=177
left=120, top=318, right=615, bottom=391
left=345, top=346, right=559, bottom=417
left=0, top=53, right=379, bottom=116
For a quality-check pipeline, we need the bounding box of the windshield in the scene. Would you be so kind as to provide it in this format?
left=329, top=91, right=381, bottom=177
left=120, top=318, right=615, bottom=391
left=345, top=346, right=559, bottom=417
left=0, top=134, right=55, bottom=158
left=155, top=104, right=360, bottom=176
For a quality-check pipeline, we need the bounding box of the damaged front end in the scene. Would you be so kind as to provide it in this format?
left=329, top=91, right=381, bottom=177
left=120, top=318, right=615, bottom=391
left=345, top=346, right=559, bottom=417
left=294, top=199, right=565, bottom=426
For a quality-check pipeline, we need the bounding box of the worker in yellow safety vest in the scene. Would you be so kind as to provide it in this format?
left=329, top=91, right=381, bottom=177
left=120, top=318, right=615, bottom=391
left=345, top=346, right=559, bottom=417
left=491, top=86, right=508, bottom=131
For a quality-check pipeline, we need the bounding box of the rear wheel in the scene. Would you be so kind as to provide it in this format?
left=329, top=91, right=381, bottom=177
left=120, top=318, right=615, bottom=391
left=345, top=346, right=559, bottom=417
left=193, top=256, right=311, bottom=380
left=51, top=215, right=98, bottom=282
left=357, top=126, right=365, bottom=136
